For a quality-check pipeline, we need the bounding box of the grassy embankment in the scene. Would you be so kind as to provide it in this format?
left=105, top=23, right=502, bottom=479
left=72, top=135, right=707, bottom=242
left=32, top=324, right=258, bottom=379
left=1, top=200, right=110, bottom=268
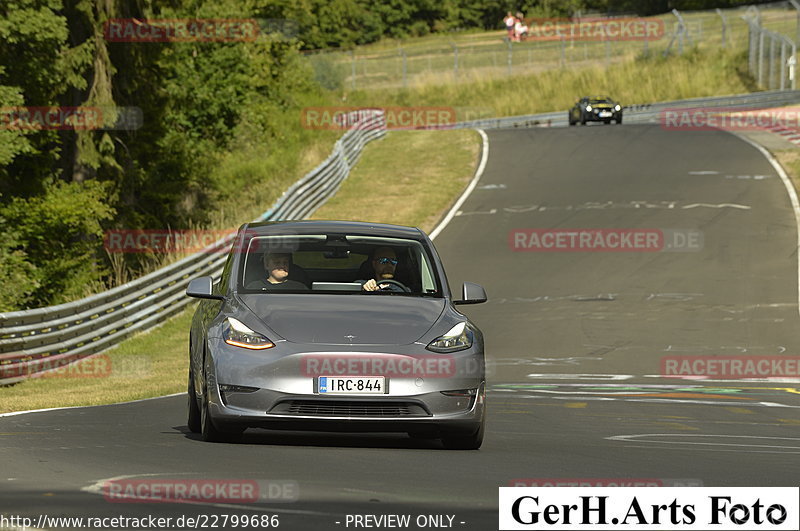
left=0, top=43, right=766, bottom=413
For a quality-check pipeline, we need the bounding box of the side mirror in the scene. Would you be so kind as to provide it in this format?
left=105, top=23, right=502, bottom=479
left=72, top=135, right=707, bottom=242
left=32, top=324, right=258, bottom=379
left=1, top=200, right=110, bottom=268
left=454, top=281, right=487, bottom=305
left=186, top=276, right=223, bottom=300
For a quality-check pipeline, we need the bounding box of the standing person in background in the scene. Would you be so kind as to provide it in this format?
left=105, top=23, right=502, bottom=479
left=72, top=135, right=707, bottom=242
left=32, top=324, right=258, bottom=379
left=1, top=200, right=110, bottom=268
left=504, top=12, right=516, bottom=41
left=514, top=12, right=528, bottom=42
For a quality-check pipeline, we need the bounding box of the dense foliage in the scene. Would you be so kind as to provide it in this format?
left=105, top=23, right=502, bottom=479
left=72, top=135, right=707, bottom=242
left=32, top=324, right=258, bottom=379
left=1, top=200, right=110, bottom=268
left=0, top=0, right=765, bottom=310
left=0, top=0, right=330, bottom=310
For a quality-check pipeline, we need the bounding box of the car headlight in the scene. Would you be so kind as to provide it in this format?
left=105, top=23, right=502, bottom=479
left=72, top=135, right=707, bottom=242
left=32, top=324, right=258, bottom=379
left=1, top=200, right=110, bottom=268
left=586, top=105, right=592, bottom=112
left=426, top=322, right=473, bottom=353
left=224, top=317, right=274, bottom=350
left=614, top=104, right=621, bottom=111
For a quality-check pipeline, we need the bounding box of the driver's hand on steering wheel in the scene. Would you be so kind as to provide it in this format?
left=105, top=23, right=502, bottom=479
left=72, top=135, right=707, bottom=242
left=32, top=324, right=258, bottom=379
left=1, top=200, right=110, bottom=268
left=362, top=279, right=385, bottom=291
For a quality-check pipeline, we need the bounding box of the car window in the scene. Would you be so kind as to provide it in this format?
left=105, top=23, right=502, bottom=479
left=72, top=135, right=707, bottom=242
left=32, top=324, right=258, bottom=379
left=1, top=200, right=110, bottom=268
left=237, top=233, right=442, bottom=296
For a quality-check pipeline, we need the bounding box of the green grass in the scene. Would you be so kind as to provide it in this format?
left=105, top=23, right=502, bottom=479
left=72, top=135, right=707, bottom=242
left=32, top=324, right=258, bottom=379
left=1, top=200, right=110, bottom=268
left=344, top=47, right=757, bottom=120
left=311, top=129, right=479, bottom=232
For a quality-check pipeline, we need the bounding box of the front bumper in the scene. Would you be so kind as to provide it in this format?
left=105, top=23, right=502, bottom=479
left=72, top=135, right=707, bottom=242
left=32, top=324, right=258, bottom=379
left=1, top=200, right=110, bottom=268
left=203, top=337, right=486, bottom=434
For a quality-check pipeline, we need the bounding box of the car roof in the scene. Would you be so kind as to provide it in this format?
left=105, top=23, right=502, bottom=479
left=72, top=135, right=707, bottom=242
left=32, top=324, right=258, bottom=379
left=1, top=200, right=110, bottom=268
left=241, top=220, right=426, bottom=240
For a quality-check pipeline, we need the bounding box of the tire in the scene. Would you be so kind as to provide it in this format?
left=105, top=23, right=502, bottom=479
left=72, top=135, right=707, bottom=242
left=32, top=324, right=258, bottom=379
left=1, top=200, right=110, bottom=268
left=580, top=114, right=586, bottom=126
left=200, top=373, right=242, bottom=443
left=616, top=116, right=623, bottom=124
left=187, top=367, right=201, bottom=433
left=441, top=414, right=485, bottom=450
left=568, top=113, right=575, bottom=126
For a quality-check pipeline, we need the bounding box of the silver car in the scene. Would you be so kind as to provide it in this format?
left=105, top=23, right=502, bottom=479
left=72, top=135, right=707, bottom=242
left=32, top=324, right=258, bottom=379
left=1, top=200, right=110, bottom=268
left=186, top=220, right=487, bottom=449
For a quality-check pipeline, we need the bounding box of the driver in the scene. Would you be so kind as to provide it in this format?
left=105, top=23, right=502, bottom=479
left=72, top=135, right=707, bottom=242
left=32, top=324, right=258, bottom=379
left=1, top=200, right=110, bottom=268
left=360, top=247, right=407, bottom=292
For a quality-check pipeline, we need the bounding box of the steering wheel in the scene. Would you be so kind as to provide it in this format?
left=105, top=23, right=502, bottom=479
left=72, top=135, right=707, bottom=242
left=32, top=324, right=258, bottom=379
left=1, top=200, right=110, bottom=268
left=375, top=279, right=410, bottom=292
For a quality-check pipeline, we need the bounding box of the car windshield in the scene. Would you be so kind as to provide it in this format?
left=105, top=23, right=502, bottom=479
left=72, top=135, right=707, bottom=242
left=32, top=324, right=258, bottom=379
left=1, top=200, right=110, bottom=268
left=588, top=98, right=614, bottom=104
left=237, top=234, right=442, bottom=296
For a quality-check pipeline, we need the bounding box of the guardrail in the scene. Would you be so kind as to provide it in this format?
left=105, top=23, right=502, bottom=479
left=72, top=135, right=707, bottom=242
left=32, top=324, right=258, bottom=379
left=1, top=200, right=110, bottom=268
left=0, top=110, right=386, bottom=385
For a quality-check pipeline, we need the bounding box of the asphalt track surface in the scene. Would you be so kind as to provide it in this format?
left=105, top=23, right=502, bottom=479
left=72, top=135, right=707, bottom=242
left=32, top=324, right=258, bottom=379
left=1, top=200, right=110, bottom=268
left=2, top=124, right=800, bottom=531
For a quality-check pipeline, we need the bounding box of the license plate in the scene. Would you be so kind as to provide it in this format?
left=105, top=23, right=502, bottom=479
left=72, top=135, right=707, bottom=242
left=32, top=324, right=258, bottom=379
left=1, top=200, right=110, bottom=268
left=599, top=111, right=612, bottom=117
left=319, top=376, right=386, bottom=394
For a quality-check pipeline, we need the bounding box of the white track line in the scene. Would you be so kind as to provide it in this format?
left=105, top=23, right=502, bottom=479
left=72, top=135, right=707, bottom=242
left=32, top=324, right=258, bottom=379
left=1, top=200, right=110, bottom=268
left=429, top=129, right=489, bottom=241
left=734, top=133, right=800, bottom=319
left=0, top=392, right=184, bottom=418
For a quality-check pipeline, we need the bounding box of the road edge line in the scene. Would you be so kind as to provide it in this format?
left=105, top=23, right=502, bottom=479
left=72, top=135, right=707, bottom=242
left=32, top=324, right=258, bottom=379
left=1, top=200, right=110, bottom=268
left=0, top=392, right=184, bottom=418
left=429, top=128, right=489, bottom=241
left=734, top=132, right=800, bottom=319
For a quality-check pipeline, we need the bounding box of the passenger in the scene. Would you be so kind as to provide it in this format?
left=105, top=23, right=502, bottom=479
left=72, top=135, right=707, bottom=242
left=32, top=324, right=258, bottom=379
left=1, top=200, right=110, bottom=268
left=248, top=252, right=307, bottom=291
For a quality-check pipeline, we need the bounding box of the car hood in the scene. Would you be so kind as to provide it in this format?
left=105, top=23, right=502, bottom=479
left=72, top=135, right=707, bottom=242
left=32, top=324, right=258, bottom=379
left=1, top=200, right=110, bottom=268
left=239, top=294, right=446, bottom=345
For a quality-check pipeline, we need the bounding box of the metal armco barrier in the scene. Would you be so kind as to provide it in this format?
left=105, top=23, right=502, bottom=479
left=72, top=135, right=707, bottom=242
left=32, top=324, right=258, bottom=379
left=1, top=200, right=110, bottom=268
left=0, top=110, right=386, bottom=384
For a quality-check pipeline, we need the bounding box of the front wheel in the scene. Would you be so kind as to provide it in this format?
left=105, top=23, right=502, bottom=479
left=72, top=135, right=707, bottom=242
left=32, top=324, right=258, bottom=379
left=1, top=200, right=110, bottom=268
left=187, top=368, right=201, bottom=433
left=200, top=374, right=243, bottom=443
left=441, top=413, right=485, bottom=450
left=616, top=116, right=623, bottom=124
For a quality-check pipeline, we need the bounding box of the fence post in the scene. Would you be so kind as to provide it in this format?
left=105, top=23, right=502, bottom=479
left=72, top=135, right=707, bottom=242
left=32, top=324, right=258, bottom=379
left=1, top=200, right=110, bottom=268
left=790, top=0, right=800, bottom=51
left=452, top=43, right=458, bottom=79
left=401, top=48, right=407, bottom=88
left=758, top=30, right=765, bottom=87
left=781, top=40, right=787, bottom=90
left=769, top=34, right=776, bottom=89
left=716, top=8, right=727, bottom=48
left=508, top=40, right=513, bottom=75
left=350, top=50, right=356, bottom=90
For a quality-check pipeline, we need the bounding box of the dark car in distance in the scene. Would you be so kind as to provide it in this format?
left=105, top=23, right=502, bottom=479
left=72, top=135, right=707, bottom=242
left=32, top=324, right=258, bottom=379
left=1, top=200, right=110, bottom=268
left=569, top=96, right=623, bottom=125
left=185, top=220, right=488, bottom=449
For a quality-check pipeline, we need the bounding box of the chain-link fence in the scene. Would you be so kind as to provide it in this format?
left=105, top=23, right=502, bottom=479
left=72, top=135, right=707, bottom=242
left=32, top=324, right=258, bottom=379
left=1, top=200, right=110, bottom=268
left=305, top=3, right=800, bottom=91
left=745, top=6, right=798, bottom=89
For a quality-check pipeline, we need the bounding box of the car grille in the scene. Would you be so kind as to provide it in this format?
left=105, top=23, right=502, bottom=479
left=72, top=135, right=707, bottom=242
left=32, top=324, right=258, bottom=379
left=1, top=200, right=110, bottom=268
left=270, top=400, right=430, bottom=418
